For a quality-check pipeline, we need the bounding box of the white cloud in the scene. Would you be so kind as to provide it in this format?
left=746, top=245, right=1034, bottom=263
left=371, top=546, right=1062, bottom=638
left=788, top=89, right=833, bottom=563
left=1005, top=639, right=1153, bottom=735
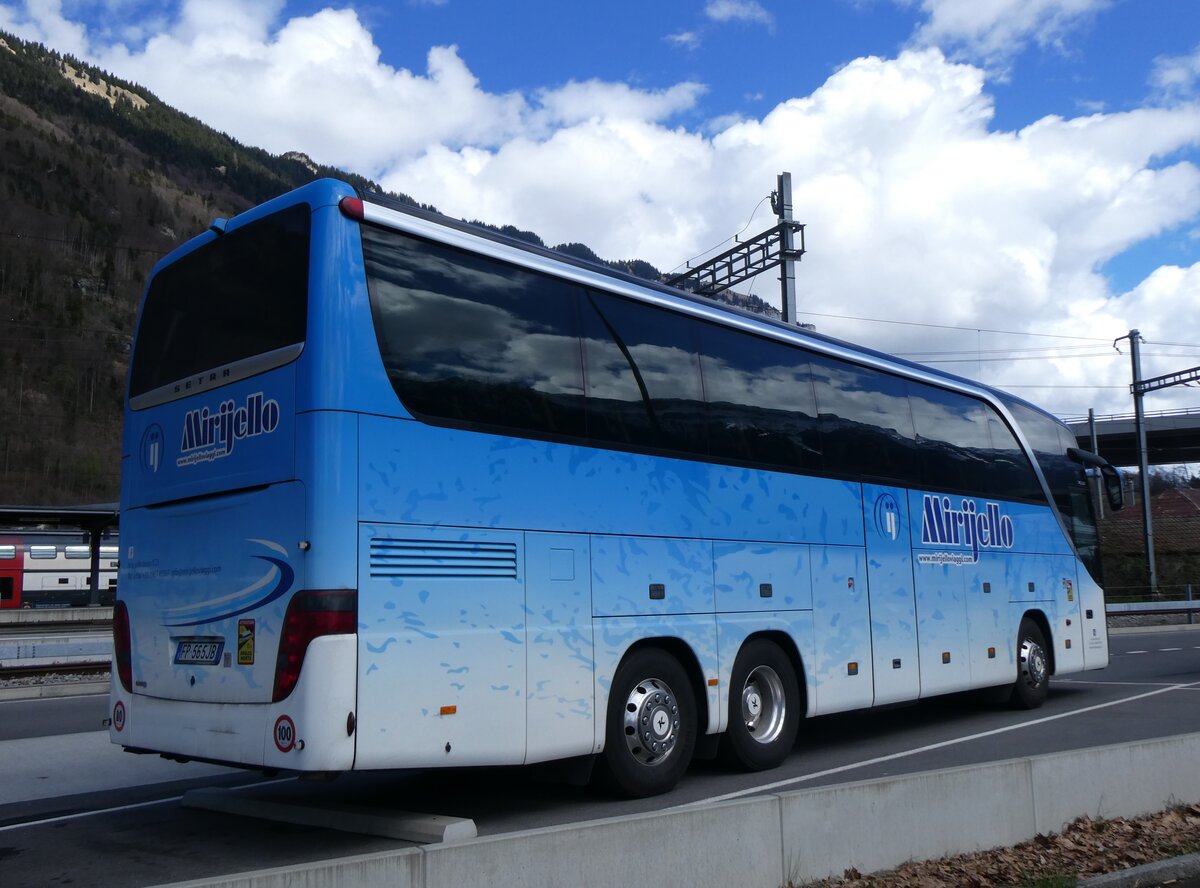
left=1153, top=44, right=1200, bottom=99
left=2, top=1, right=1200, bottom=418
left=666, top=30, right=701, bottom=51
left=704, top=0, right=774, bottom=27
left=901, top=0, right=1111, bottom=66
left=0, top=0, right=88, bottom=56
left=534, top=80, right=706, bottom=128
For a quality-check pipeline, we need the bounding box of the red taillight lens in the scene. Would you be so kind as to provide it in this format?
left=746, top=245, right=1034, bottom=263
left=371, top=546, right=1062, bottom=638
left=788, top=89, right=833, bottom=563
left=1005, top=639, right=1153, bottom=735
left=113, top=600, right=133, bottom=693
left=339, top=196, right=364, bottom=220
left=272, top=589, right=357, bottom=702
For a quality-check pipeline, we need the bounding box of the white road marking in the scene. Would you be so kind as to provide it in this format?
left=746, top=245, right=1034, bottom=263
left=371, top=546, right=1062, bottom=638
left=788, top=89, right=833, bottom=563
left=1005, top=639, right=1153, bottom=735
left=674, top=681, right=1200, bottom=809
left=1160, top=648, right=1183, bottom=652
left=0, top=777, right=295, bottom=834
left=1057, top=679, right=1182, bottom=687
left=1126, top=650, right=1149, bottom=654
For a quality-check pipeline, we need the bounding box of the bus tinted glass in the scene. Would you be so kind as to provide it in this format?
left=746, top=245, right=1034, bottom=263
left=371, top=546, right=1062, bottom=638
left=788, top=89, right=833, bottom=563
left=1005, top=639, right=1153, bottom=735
left=129, top=204, right=310, bottom=398
left=910, top=385, right=993, bottom=492
left=363, top=226, right=587, bottom=438
left=699, top=323, right=821, bottom=471
left=582, top=292, right=707, bottom=453
left=1007, top=401, right=1100, bottom=576
left=811, top=354, right=917, bottom=483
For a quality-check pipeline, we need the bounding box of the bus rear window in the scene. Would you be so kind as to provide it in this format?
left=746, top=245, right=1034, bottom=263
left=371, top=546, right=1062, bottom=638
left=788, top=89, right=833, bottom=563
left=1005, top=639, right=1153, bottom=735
left=129, top=204, right=310, bottom=406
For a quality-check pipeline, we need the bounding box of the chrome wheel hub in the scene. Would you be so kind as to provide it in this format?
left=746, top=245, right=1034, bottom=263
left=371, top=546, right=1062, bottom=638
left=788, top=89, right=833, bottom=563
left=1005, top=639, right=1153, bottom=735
left=1019, top=637, right=1047, bottom=688
left=741, top=665, right=786, bottom=745
left=622, top=677, right=680, bottom=767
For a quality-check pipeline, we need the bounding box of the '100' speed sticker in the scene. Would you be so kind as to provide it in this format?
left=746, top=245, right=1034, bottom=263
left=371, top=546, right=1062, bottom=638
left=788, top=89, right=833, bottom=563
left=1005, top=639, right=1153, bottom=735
left=273, top=715, right=295, bottom=753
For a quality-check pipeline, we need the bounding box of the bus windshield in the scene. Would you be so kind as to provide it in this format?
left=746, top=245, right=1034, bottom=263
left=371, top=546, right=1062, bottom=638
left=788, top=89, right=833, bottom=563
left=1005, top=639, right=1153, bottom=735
left=1005, top=400, right=1101, bottom=580
left=128, top=204, right=310, bottom=408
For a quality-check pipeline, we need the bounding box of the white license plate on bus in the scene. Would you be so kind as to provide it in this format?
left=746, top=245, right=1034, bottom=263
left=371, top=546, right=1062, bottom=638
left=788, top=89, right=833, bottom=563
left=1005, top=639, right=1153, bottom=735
left=174, top=638, right=225, bottom=665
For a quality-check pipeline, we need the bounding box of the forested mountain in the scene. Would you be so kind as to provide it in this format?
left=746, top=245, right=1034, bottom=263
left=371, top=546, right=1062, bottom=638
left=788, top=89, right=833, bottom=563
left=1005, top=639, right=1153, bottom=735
left=0, top=31, right=775, bottom=506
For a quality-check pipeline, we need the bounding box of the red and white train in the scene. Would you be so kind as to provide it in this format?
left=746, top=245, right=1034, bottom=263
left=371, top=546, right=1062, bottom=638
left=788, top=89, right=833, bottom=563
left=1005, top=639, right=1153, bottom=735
left=0, top=534, right=118, bottom=608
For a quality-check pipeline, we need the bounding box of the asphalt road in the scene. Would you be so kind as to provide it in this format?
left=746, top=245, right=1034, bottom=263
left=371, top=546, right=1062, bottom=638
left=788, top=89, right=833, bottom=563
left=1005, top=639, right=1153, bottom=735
left=1, top=626, right=1199, bottom=888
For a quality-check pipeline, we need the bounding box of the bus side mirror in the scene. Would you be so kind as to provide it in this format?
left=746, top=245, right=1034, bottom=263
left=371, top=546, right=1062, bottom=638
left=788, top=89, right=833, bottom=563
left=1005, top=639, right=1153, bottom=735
left=1099, top=463, right=1124, bottom=511
left=1068, top=447, right=1124, bottom=512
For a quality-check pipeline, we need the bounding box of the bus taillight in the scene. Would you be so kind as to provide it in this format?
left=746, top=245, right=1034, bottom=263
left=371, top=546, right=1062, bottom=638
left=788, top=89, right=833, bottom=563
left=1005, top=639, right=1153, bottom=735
left=272, top=589, right=357, bottom=702
left=113, top=600, right=133, bottom=693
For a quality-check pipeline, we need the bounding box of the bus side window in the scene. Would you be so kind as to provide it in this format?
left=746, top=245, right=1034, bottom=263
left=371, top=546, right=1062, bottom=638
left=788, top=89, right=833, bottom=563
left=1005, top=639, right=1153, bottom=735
left=985, top=410, right=1043, bottom=501
left=699, top=323, right=822, bottom=472
left=364, top=227, right=587, bottom=439
left=810, top=354, right=918, bottom=484
left=909, top=384, right=993, bottom=494
left=581, top=292, right=707, bottom=456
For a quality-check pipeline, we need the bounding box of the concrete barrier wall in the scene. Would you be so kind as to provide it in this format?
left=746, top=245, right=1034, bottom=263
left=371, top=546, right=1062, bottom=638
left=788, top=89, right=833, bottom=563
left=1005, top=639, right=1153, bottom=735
left=159, top=731, right=1200, bottom=888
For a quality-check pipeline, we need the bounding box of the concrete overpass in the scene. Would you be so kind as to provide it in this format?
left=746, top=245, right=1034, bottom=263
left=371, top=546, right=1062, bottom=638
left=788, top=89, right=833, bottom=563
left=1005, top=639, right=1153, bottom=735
left=1063, top=408, right=1200, bottom=467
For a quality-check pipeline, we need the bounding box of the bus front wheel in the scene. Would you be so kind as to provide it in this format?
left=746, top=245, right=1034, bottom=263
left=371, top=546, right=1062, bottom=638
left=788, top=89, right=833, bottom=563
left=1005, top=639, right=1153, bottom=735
left=599, top=648, right=697, bottom=798
left=720, top=639, right=800, bottom=771
left=1010, top=619, right=1049, bottom=709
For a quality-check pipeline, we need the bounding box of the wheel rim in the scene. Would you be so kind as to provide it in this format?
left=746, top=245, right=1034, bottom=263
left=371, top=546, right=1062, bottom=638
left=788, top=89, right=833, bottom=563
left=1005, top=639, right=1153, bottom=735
left=740, top=664, right=787, bottom=745
left=622, top=677, right=681, bottom=767
left=1018, top=636, right=1047, bottom=689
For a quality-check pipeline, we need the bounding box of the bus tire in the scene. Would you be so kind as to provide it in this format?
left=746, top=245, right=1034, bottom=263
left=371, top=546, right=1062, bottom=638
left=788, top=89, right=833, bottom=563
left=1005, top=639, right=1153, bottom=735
left=720, top=639, right=800, bottom=771
left=599, top=648, right=696, bottom=798
left=1010, top=618, right=1049, bottom=709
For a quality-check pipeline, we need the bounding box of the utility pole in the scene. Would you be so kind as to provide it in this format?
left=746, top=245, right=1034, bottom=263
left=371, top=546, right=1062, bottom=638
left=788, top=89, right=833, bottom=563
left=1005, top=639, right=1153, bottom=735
left=667, top=172, right=805, bottom=323
left=1118, top=329, right=1158, bottom=596
left=774, top=172, right=798, bottom=324
left=1088, top=408, right=1103, bottom=520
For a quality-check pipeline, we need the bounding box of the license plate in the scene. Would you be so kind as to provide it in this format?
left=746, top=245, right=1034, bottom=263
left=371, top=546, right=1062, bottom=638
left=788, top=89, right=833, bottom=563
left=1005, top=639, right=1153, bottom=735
left=174, top=637, right=225, bottom=665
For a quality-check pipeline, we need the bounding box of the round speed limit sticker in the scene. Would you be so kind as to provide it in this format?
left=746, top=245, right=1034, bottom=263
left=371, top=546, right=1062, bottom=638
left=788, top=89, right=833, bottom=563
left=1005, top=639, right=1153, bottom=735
left=112, top=700, right=126, bottom=732
left=273, top=715, right=296, bottom=753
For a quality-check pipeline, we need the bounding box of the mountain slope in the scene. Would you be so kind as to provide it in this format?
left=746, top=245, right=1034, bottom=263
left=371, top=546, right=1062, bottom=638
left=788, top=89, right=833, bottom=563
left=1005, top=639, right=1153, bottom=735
left=0, top=31, right=776, bottom=505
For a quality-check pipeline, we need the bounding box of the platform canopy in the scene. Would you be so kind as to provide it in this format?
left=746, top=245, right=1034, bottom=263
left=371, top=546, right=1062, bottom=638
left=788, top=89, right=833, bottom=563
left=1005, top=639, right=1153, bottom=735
left=0, top=504, right=118, bottom=533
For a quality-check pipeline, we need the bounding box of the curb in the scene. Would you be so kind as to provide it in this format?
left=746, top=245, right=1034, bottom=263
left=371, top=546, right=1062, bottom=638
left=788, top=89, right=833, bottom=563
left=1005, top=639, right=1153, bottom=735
left=1080, top=852, right=1200, bottom=887
left=0, top=680, right=109, bottom=701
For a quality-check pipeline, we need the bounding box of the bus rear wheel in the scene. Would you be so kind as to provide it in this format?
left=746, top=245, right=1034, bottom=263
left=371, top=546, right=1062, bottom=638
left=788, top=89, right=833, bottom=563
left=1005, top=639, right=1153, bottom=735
left=720, top=639, right=800, bottom=771
left=1010, top=619, right=1049, bottom=709
left=598, top=648, right=696, bottom=798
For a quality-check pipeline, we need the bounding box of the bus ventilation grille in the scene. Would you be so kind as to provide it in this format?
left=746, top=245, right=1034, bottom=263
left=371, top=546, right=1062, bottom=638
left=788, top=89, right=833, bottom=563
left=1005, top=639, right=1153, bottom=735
left=369, top=539, right=518, bottom=579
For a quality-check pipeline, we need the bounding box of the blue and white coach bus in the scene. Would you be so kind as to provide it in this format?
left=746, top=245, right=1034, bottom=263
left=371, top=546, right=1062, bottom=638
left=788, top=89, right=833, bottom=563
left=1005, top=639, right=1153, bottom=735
left=110, top=179, right=1123, bottom=797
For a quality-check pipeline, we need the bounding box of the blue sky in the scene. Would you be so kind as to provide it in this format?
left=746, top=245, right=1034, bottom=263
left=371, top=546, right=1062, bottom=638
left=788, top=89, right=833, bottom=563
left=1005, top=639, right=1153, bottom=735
left=3, top=0, right=1200, bottom=419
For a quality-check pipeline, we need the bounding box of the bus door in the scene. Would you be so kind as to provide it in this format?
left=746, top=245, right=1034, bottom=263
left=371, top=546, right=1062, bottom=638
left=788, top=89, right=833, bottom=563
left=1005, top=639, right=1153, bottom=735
left=862, top=485, right=921, bottom=705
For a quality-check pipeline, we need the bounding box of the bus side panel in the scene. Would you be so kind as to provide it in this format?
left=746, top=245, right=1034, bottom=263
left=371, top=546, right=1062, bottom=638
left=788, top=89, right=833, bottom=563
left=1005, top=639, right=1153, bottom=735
left=358, top=416, right=865, bottom=546
left=591, top=536, right=714, bottom=617
left=356, top=524, right=527, bottom=769
left=524, top=532, right=595, bottom=765
left=809, top=545, right=873, bottom=715
left=861, top=485, right=920, bottom=706
left=1078, top=570, right=1109, bottom=670
left=592, top=614, right=719, bottom=748
left=1050, top=558, right=1086, bottom=674
left=713, top=542, right=812, bottom=612
left=963, top=554, right=1018, bottom=688
left=913, top=559, right=970, bottom=698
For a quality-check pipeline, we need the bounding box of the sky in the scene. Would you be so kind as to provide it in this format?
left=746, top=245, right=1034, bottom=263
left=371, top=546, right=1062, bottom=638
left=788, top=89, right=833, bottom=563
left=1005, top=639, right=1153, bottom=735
left=3, top=0, right=1200, bottom=423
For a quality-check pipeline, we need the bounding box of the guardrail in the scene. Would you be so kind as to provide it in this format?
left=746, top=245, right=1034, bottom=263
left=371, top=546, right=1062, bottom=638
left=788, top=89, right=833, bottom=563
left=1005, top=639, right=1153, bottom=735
left=0, top=610, right=113, bottom=671
left=1106, top=600, right=1200, bottom=616
left=0, top=633, right=112, bottom=670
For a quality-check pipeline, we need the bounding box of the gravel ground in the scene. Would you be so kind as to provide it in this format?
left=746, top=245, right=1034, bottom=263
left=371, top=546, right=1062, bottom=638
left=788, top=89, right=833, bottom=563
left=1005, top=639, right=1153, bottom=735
left=0, top=669, right=110, bottom=691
